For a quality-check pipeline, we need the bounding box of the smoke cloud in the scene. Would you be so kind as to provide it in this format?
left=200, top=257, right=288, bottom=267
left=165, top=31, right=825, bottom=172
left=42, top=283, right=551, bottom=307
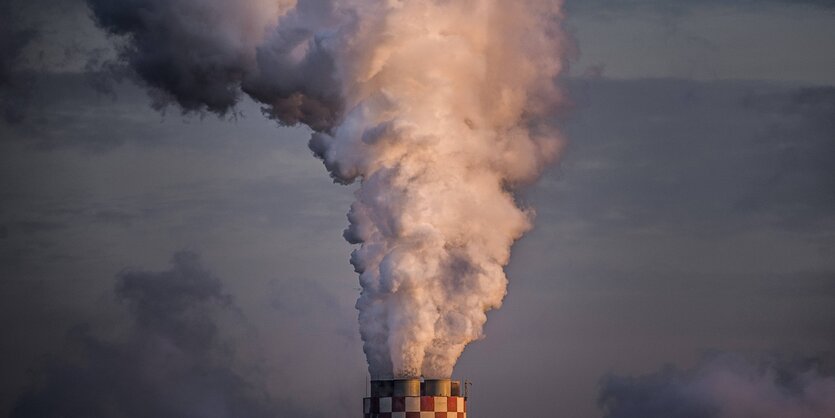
left=88, top=0, right=570, bottom=379
left=314, top=0, right=569, bottom=379
left=599, top=353, right=835, bottom=418
left=86, top=0, right=342, bottom=129
left=86, top=0, right=283, bottom=113
left=11, top=252, right=311, bottom=418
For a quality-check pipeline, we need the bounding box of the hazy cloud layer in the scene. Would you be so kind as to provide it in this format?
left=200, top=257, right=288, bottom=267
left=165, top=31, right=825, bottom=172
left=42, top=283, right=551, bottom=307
left=566, top=1, right=835, bottom=84
left=566, top=0, right=835, bottom=14
left=553, top=79, right=835, bottom=235
left=599, top=353, right=835, bottom=418
left=0, top=0, right=38, bottom=123
left=10, top=252, right=313, bottom=418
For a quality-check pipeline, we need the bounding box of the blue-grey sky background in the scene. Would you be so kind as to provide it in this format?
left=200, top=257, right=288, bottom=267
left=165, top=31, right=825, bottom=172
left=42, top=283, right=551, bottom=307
left=1, top=1, right=834, bottom=417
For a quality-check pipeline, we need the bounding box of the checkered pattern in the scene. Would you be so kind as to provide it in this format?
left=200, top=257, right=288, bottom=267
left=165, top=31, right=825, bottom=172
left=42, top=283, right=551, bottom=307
left=364, top=396, right=466, bottom=418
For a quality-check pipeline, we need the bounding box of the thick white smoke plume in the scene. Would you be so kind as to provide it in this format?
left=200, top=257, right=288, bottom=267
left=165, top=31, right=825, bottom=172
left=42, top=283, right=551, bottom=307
left=310, top=0, right=569, bottom=378
left=88, top=0, right=569, bottom=379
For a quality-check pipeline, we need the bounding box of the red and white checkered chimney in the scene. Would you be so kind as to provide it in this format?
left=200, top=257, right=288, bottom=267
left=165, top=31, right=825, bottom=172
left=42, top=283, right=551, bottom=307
left=363, top=378, right=468, bottom=418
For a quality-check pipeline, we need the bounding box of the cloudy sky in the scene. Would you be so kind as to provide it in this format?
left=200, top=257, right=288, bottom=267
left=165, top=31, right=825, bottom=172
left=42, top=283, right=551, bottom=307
left=1, top=1, right=834, bottom=417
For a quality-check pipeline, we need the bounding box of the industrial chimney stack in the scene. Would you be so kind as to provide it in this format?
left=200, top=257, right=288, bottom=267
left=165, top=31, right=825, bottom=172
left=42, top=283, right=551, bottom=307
left=363, top=378, right=467, bottom=417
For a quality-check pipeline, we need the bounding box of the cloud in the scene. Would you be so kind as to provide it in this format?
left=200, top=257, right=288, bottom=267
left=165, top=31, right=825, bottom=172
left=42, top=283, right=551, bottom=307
left=10, top=251, right=315, bottom=418
left=541, top=79, right=835, bottom=236
left=743, top=86, right=835, bottom=128
left=11, top=221, right=69, bottom=235
left=599, top=353, right=835, bottom=418
left=93, top=210, right=138, bottom=227
left=566, top=0, right=835, bottom=15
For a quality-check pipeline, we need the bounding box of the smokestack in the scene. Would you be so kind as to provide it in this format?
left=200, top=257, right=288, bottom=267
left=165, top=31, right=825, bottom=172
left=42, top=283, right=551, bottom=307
left=424, top=379, right=451, bottom=397
left=393, top=379, right=421, bottom=397
left=365, top=378, right=467, bottom=417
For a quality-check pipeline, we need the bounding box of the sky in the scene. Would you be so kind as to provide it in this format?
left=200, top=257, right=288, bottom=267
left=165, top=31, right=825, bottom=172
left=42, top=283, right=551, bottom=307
left=1, top=1, right=834, bottom=417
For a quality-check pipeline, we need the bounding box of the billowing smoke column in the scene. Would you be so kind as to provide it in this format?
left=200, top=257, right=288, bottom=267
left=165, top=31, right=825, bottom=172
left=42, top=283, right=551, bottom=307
left=88, top=0, right=569, bottom=380
left=314, top=1, right=569, bottom=379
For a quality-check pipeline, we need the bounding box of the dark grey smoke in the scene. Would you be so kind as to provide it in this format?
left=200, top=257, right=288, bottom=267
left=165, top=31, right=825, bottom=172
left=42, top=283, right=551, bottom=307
left=86, top=0, right=251, bottom=114
left=599, top=353, right=835, bottom=418
left=10, top=252, right=313, bottom=418
left=241, top=0, right=342, bottom=132
left=86, top=0, right=343, bottom=131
